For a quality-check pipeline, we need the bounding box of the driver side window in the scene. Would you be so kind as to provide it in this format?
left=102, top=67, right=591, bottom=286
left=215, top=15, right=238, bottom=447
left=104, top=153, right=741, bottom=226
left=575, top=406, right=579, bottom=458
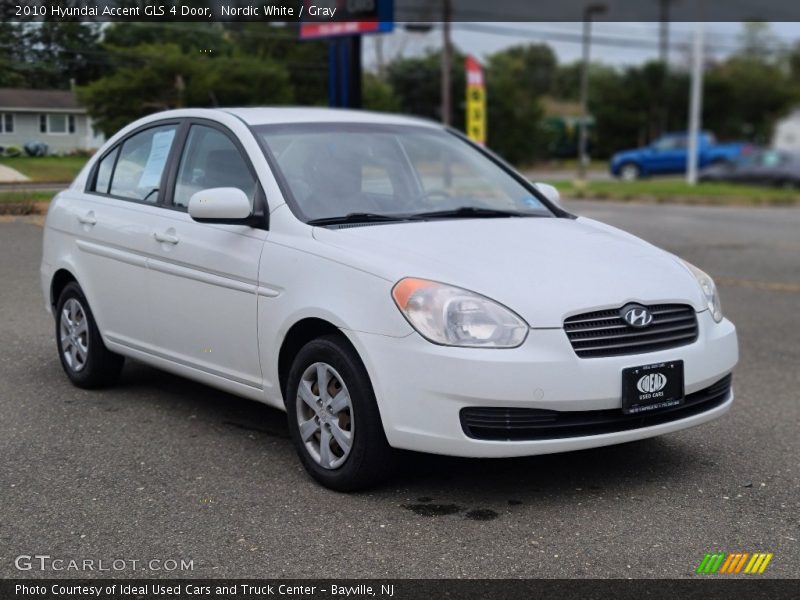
left=173, top=125, right=256, bottom=209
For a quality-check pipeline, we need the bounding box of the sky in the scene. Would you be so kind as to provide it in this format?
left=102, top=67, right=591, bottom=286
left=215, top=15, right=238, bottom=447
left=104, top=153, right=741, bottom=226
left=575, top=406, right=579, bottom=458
left=364, top=21, right=800, bottom=69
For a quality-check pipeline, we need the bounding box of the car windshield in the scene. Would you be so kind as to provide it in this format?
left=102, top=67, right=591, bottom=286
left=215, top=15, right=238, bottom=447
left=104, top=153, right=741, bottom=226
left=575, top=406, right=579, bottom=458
left=253, top=123, right=553, bottom=223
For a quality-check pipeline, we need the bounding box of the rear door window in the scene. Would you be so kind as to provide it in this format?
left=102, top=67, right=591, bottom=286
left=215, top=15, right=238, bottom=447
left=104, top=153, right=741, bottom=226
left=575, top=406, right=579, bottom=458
left=107, top=125, right=178, bottom=202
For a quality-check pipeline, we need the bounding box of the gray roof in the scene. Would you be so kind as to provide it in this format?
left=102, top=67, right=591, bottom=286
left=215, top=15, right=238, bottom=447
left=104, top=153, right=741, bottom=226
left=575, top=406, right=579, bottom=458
left=0, top=88, right=84, bottom=112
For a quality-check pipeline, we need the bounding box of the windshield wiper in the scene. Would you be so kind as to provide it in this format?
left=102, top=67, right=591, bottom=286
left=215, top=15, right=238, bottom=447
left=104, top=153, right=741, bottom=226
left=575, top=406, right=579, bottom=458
left=407, top=207, right=539, bottom=220
left=306, top=212, right=410, bottom=226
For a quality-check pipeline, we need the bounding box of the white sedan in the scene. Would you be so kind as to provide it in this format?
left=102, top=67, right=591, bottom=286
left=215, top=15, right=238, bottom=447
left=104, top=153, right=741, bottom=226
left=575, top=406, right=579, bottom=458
left=40, top=108, right=738, bottom=490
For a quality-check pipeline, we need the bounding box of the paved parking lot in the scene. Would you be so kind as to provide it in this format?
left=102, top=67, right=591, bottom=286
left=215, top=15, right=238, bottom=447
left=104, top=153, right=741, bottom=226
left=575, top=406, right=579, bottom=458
left=1, top=201, right=798, bottom=579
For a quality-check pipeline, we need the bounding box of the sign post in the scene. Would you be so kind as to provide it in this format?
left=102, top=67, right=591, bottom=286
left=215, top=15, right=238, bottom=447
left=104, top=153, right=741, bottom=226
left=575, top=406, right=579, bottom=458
left=465, top=55, right=486, bottom=145
left=299, top=0, right=394, bottom=109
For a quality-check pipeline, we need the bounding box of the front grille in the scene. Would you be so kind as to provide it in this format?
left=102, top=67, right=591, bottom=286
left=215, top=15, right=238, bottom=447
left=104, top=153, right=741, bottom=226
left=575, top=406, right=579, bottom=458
left=460, top=374, right=731, bottom=441
left=564, top=303, right=698, bottom=358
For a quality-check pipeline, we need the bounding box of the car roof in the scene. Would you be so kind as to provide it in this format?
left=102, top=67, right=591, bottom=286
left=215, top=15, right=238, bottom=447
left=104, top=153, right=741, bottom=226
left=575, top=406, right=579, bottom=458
left=220, top=107, right=440, bottom=128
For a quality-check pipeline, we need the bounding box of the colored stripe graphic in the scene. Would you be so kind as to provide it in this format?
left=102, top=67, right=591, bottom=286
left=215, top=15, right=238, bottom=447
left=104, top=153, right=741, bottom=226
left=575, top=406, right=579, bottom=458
left=700, top=552, right=773, bottom=574
left=733, top=553, right=750, bottom=573
left=697, top=552, right=727, bottom=573
left=744, top=553, right=774, bottom=574
left=719, top=553, right=737, bottom=573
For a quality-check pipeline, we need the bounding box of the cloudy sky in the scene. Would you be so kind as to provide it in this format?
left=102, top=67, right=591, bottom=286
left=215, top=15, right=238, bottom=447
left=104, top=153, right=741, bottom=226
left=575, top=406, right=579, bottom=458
left=365, top=22, right=800, bottom=68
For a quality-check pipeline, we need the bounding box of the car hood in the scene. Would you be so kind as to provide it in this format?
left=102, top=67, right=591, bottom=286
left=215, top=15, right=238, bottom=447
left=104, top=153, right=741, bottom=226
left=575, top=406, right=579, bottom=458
left=611, top=148, right=643, bottom=163
left=312, top=217, right=706, bottom=327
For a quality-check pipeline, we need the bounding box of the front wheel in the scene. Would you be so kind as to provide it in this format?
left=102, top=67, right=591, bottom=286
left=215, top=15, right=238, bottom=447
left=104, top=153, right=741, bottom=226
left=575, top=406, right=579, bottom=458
left=619, top=162, right=641, bottom=181
left=55, top=282, right=124, bottom=389
left=285, top=334, right=395, bottom=491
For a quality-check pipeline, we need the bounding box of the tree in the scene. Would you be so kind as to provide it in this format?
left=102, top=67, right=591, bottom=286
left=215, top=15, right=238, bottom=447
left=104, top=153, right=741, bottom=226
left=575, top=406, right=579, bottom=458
left=224, top=23, right=329, bottom=106
left=191, top=55, right=294, bottom=107
left=0, top=23, right=27, bottom=87
left=103, top=22, right=233, bottom=56
left=31, top=22, right=108, bottom=87
left=704, top=57, right=797, bottom=143
left=386, top=49, right=466, bottom=127
left=484, top=44, right=558, bottom=164
left=0, top=22, right=108, bottom=89
left=79, top=44, right=294, bottom=136
left=362, top=73, right=402, bottom=113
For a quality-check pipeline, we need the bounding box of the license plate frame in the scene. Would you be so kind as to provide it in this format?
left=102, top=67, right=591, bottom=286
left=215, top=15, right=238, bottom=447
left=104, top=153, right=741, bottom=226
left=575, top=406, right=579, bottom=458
left=621, top=360, right=685, bottom=415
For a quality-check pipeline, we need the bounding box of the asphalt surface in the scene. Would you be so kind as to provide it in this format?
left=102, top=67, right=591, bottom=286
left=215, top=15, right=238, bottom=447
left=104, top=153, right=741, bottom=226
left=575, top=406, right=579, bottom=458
left=1, top=201, right=798, bottom=579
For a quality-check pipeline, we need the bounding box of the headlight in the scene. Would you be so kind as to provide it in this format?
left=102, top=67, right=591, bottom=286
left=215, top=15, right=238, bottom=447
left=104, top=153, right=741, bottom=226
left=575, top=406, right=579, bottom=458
left=392, top=278, right=529, bottom=348
left=682, top=261, right=723, bottom=322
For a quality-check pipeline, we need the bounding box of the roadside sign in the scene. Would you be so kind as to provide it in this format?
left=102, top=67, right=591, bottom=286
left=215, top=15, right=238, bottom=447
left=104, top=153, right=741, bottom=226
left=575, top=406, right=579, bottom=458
left=466, top=55, right=486, bottom=145
left=300, top=0, right=394, bottom=40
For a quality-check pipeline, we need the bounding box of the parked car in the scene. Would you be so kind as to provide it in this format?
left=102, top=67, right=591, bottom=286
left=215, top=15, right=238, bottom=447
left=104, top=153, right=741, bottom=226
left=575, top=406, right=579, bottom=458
left=610, top=132, right=751, bottom=180
left=41, top=108, right=738, bottom=490
left=700, top=148, right=800, bottom=187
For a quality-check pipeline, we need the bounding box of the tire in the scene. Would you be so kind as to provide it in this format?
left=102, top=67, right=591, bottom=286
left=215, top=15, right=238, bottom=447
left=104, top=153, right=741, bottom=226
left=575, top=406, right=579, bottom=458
left=285, top=334, right=396, bottom=491
left=55, top=282, right=124, bottom=389
left=619, top=162, right=640, bottom=181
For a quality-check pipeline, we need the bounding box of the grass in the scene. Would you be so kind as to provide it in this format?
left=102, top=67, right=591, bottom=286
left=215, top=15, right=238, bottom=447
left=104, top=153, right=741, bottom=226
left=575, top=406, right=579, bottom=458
left=0, top=190, right=55, bottom=215
left=0, top=155, right=88, bottom=183
left=551, top=179, right=800, bottom=206
left=0, top=190, right=55, bottom=203
left=524, top=158, right=605, bottom=173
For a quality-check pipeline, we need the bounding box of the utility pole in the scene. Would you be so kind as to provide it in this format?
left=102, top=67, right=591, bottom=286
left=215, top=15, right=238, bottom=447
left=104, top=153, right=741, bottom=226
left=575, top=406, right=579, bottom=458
left=441, top=0, right=452, bottom=126
left=577, top=3, right=607, bottom=182
left=659, top=0, right=673, bottom=65
left=686, top=21, right=704, bottom=185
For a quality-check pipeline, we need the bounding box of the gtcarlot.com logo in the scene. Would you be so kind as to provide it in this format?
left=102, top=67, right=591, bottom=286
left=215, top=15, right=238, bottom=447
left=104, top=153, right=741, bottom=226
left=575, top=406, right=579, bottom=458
left=696, top=552, right=773, bottom=574
left=15, top=555, right=194, bottom=572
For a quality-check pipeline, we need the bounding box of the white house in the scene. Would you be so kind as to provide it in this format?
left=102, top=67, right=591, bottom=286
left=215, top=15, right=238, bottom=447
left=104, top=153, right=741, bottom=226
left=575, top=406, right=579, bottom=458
left=0, top=88, right=104, bottom=154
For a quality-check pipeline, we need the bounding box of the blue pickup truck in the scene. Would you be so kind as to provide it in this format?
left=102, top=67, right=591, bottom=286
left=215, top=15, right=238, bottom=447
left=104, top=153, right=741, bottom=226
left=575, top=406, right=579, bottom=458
left=610, top=132, right=751, bottom=180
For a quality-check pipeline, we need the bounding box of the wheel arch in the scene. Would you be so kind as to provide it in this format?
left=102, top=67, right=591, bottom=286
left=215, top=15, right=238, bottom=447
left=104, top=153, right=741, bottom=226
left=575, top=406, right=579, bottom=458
left=277, top=317, right=354, bottom=401
left=50, top=268, right=78, bottom=309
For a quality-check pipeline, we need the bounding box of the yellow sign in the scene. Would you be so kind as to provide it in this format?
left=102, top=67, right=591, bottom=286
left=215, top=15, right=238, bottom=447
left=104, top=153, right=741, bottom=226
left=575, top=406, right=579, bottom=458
left=465, top=56, right=486, bottom=145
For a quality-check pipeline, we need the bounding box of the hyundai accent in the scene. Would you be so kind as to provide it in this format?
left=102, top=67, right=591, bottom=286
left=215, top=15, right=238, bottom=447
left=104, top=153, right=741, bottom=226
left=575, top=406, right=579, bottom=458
left=40, top=108, right=738, bottom=490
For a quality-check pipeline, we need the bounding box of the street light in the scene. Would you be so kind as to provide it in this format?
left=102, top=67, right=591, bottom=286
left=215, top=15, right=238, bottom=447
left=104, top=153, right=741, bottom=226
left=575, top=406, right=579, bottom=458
left=577, top=3, right=607, bottom=182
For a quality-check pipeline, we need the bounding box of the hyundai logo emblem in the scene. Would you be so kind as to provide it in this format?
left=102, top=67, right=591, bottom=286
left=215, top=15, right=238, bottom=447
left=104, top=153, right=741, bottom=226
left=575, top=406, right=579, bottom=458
left=621, top=304, right=654, bottom=328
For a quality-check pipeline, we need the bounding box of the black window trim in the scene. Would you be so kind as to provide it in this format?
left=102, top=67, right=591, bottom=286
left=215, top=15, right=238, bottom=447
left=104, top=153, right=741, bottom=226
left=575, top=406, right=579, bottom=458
left=85, top=119, right=184, bottom=208
left=161, top=118, right=268, bottom=230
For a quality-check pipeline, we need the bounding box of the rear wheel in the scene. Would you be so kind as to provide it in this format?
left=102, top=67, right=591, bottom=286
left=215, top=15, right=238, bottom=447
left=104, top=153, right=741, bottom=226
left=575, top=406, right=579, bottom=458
left=55, top=282, right=124, bottom=389
left=285, top=334, right=395, bottom=491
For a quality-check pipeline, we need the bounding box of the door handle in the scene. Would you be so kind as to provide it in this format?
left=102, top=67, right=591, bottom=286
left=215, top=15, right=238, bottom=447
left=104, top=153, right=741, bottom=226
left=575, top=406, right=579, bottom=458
left=77, top=211, right=97, bottom=226
left=153, top=230, right=179, bottom=245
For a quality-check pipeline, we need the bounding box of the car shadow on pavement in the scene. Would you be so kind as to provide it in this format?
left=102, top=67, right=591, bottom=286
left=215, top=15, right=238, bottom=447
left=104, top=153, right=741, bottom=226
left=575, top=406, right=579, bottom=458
left=103, top=361, right=707, bottom=504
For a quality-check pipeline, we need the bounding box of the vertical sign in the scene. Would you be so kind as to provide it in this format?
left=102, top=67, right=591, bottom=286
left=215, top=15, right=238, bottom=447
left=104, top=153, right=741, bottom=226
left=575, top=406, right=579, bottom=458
left=465, top=55, right=486, bottom=145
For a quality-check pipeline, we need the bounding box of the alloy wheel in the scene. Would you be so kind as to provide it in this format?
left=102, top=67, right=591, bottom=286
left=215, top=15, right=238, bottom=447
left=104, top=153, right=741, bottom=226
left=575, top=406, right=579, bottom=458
left=60, top=298, right=89, bottom=372
left=296, top=362, right=354, bottom=470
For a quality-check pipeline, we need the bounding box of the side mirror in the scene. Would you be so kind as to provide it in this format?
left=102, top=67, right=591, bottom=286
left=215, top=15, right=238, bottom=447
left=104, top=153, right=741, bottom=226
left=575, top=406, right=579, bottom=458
left=534, top=182, right=562, bottom=208
left=188, top=188, right=253, bottom=225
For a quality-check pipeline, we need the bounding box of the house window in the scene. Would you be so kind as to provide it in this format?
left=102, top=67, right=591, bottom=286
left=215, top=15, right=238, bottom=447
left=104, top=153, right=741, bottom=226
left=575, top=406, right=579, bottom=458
left=39, top=114, right=75, bottom=135
left=0, top=113, right=13, bottom=133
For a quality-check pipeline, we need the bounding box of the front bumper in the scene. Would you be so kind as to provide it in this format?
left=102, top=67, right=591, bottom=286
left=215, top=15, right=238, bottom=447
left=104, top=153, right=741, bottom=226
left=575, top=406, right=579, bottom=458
left=345, top=310, right=738, bottom=458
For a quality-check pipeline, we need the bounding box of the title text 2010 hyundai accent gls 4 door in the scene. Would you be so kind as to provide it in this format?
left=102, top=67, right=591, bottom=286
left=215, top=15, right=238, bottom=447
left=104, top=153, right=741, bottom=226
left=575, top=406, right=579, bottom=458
left=41, top=108, right=738, bottom=490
